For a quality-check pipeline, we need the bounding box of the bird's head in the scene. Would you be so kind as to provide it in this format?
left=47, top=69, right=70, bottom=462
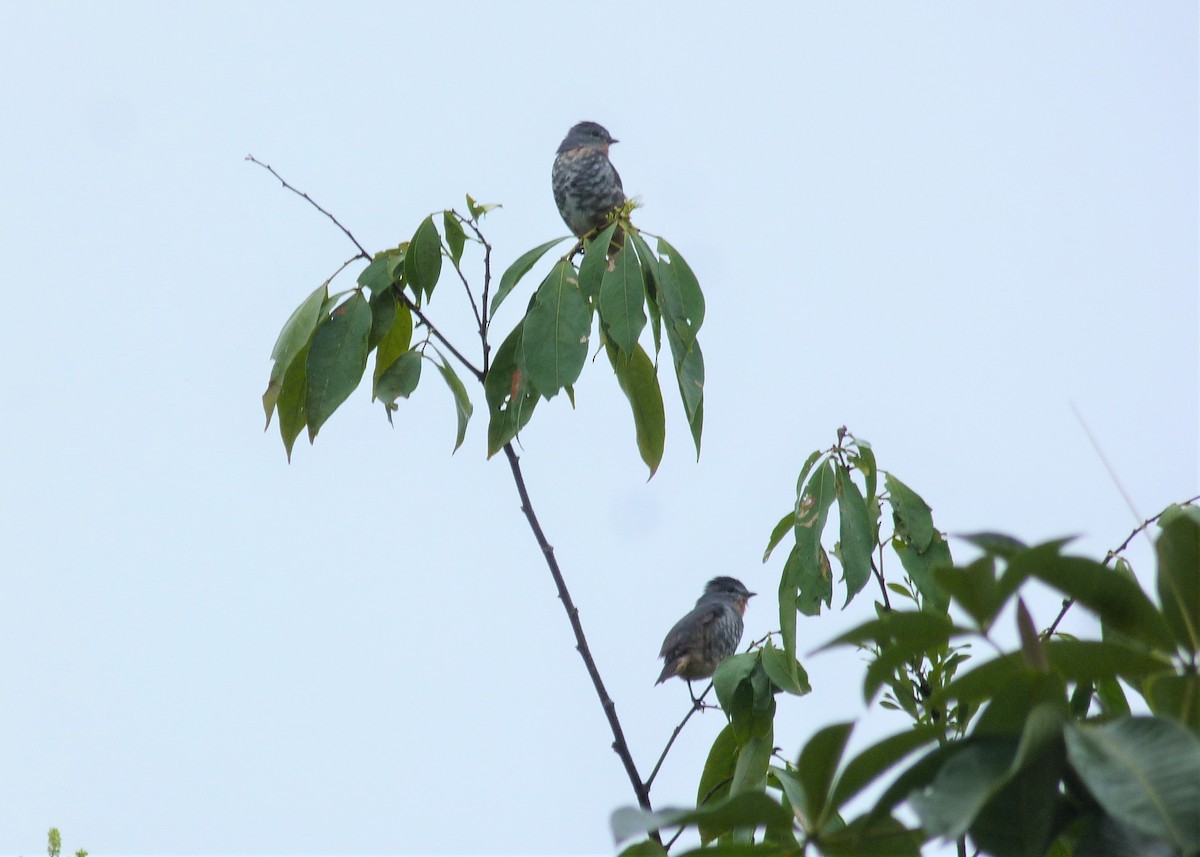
left=558, top=121, right=618, bottom=155
left=703, top=576, right=755, bottom=613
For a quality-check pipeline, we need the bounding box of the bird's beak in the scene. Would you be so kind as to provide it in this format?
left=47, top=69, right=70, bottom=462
left=611, top=137, right=620, bottom=144
left=747, top=592, right=757, bottom=599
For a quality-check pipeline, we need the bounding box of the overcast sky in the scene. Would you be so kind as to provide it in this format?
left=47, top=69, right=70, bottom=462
left=1, top=3, right=1196, bottom=855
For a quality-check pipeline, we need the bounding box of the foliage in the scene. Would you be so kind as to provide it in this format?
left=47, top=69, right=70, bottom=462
left=613, top=433, right=1200, bottom=857
left=252, top=164, right=1199, bottom=857
left=45, top=827, right=87, bottom=857
left=261, top=198, right=703, bottom=474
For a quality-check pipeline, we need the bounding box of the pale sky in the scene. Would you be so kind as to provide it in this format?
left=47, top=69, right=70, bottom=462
left=1, top=3, right=1196, bottom=855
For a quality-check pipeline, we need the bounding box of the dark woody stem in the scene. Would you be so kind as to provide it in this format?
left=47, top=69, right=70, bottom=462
left=502, top=444, right=658, bottom=823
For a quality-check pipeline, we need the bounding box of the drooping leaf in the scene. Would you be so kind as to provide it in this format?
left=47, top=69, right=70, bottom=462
left=792, top=461, right=837, bottom=615
left=1065, top=717, right=1200, bottom=852
left=367, top=284, right=398, bottom=351
left=520, top=260, right=591, bottom=398
left=797, top=721, right=854, bottom=827
left=627, top=230, right=662, bottom=355
left=405, top=215, right=443, bottom=301
left=442, top=210, right=466, bottom=266
left=485, top=321, right=539, bottom=456
left=656, top=237, right=705, bottom=347
left=374, top=350, right=422, bottom=406
left=599, top=244, right=647, bottom=356
left=958, top=531, right=1028, bottom=560
left=372, top=302, right=413, bottom=393
left=1156, top=516, right=1200, bottom=655
left=277, top=341, right=309, bottom=461
left=305, top=291, right=372, bottom=440
left=578, top=222, right=620, bottom=301
left=731, top=727, right=773, bottom=796
left=491, top=236, right=570, bottom=315
left=763, top=511, right=795, bottom=563
left=263, top=282, right=326, bottom=426
left=834, top=465, right=874, bottom=606
left=434, top=358, right=473, bottom=452
left=606, top=342, right=664, bottom=477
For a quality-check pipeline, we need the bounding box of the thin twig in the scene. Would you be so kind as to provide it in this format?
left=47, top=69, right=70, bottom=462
left=245, top=155, right=370, bottom=258
left=646, top=684, right=714, bottom=788
left=247, top=157, right=485, bottom=383
left=1042, top=493, right=1200, bottom=638
left=501, top=443, right=659, bottom=830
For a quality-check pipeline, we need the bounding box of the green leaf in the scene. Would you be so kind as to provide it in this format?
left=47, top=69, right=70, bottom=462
left=698, top=723, right=740, bottom=812
left=714, top=653, right=760, bottom=714
left=372, top=302, right=413, bottom=392
left=891, top=533, right=952, bottom=613
left=434, top=358, right=473, bottom=453
left=908, top=738, right=1016, bottom=838
left=578, top=222, right=620, bottom=300
left=464, top=193, right=499, bottom=221
left=1156, top=516, right=1200, bottom=654
left=731, top=727, right=774, bottom=796
left=1065, top=717, right=1200, bottom=852
left=656, top=237, right=705, bottom=347
left=1144, top=672, right=1200, bottom=732
left=1010, top=549, right=1176, bottom=652
left=520, top=260, right=591, bottom=398
left=616, top=792, right=791, bottom=847
left=491, top=236, right=570, bottom=315
left=442, top=210, right=466, bottom=266
left=818, top=814, right=924, bottom=857
left=485, top=321, right=539, bottom=456
left=958, top=531, right=1028, bottom=560
left=797, top=721, right=854, bottom=827
left=305, top=292, right=372, bottom=440
left=599, top=244, right=647, bottom=356
left=793, top=460, right=838, bottom=613
left=760, top=642, right=811, bottom=696
left=763, top=511, right=795, bottom=563
left=374, top=350, right=422, bottom=407
left=769, top=765, right=811, bottom=830
left=263, top=282, right=326, bottom=427
left=617, top=840, right=668, bottom=857
left=885, top=473, right=937, bottom=552
left=834, top=465, right=874, bottom=606
left=627, top=230, right=663, bottom=355
left=830, top=726, right=941, bottom=812
left=932, top=557, right=999, bottom=630
left=356, top=248, right=404, bottom=294
left=968, top=738, right=1065, bottom=857
left=405, top=215, right=443, bottom=301
left=606, top=342, right=665, bottom=477
left=367, top=284, right=398, bottom=351
left=669, top=334, right=705, bottom=459
left=276, top=340, right=309, bottom=461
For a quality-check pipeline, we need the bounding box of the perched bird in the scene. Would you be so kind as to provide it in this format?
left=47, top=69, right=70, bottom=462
left=552, top=121, right=626, bottom=238
left=657, top=577, right=755, bottom=700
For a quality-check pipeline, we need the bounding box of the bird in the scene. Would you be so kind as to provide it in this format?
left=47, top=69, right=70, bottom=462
left=552, top=121, right=626, bottom=239
left=657, top=577, right=755, bottom=701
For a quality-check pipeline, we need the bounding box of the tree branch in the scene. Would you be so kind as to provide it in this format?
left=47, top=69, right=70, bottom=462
left=1042, top=492, right=1200, bottom=638
left=245, top=155, right=371, bottom=258
left=501, top=443, right=657, bottom=822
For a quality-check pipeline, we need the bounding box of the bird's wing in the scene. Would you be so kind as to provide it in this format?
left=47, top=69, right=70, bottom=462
left=658, top=603, right=721, bottom=659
